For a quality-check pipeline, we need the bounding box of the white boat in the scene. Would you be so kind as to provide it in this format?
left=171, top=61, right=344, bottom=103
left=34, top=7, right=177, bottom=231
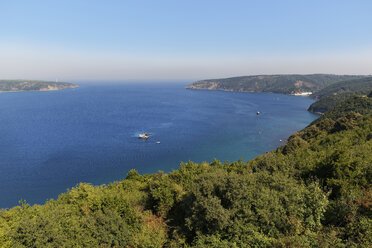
left=138, top=133, right=149, bottom=139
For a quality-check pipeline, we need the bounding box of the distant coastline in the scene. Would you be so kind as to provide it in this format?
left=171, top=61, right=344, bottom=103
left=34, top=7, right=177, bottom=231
left=186, top=74, right=372, bottom=114
left=0, top=80, right=78, bottom=93
left=185, top=74, right=363, bottom=95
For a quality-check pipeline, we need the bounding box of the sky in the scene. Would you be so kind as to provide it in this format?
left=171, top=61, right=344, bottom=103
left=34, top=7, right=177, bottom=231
left=1, top=0, right=372, bottom=81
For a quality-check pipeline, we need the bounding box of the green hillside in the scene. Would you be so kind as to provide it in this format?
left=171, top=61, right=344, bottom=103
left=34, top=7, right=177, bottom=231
left=307, top=77, right=372, bottom=114
left=0, top=95, right=371, bottom=247
left=0, top=80, right=77, bottom=92
left=308, top=77, right=372, bottom=113
left=317, top=94, right=372, bottom=121
left=307, top=93, right=355, bottom=114
left=186, top=74, right=362, bottom=95
left=310, top=76, right=372, bottom=99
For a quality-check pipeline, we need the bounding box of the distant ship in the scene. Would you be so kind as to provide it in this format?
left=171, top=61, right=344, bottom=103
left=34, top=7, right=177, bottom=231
left=256, top=111, right=260, bottom=115
left=138, top=133, right=149, bottom=139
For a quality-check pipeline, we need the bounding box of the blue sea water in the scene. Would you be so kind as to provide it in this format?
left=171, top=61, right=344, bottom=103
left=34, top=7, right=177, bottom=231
left=0, top=82, right=318, bottom=208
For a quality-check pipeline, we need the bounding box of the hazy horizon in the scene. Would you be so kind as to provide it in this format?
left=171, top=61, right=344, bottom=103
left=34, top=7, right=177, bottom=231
left=1, top=0, right=372, bottom=81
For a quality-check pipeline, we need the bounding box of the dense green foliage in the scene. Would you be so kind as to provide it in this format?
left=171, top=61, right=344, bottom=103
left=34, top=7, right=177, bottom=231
left=308, top=77, right=372, bottom=113
left=307, top=93, right=355, bottom=114
left=1, top=95, right=371, bottom=247
left=0, top=80, right=77, bottom=92
left=310, top=77, right=372, bottom=99
left=186, top=74, right=362, bottom=94
left=319, top=95, right=372, bottom=121
left=309, top=93, right=372, bottom=123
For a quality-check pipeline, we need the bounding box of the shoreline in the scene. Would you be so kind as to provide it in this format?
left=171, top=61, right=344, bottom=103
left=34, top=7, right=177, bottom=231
left=185, top=87, right=313, bottom=97
left=0, top=85, right=78, bottom=93
left=185, top=88, right=324, bottom=116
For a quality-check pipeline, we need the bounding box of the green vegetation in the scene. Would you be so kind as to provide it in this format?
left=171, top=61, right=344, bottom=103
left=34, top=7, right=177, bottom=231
left=0, top=80, right=77, bottom=92
left=186, top=74, right=362, bottom=94
left=317, top=94, right=372, bottom=121
left=307, top=93, right=355, bottom=114
left=308, top=77, right=372, bottom=114
left=1, top=94, right=371, bottom=247
left=310, top=77, right=372, bottom=99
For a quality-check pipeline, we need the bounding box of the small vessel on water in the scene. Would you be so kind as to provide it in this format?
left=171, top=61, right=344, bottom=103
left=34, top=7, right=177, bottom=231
left=256, top=111, right=260, bottom=115
left=138, top=133, right=149, bottom=139
left=156, top=141, right=161, bottom=144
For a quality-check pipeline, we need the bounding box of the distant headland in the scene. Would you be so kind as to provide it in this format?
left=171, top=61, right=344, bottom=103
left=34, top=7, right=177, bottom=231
left=185, top=74, right=363, bottom=95
left=0, top=80, right=78, bottom=92
left=186, top=74, right=372, bottom=114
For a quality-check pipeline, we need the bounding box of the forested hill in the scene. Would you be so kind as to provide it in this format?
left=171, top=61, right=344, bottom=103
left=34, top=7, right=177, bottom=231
left=308, top=77, right=372, bottom=114
left=310, top=92, right=372, bottom=125
left=0, top=80, right=77, bottom=92
left=310, top=76, right=372, bottom=99
left=186, top=74, right=362, bottom=94
left=0, top=95, right=371, bottom=247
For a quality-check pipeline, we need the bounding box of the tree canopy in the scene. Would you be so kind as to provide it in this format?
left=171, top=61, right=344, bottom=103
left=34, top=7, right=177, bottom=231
left=308, top=77, right=372, bottom=114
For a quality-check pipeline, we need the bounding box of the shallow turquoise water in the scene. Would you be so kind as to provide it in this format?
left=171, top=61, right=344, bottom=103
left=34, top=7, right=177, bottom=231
left=0, top=82, right=318, bottom=208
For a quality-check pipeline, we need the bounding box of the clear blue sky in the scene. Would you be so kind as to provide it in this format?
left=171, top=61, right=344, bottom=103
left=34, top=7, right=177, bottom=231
left=1, top=0, right=372, bottom=81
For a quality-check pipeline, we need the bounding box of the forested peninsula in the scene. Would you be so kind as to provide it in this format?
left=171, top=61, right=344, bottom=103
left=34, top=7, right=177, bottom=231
left=0, top=80, right=77, bottom=92
left=186, top=74, right=372, bottom=115
left=0, top=89, right=371, bottom=246
left=185, top=74, right=362, bottom=95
